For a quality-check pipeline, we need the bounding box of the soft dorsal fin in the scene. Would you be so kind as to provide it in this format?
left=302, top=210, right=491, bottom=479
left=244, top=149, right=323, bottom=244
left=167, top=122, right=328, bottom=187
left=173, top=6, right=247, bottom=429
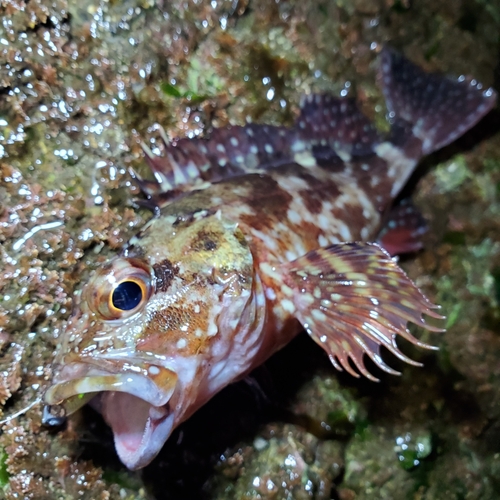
left=296, top=94, right=380, bottom=158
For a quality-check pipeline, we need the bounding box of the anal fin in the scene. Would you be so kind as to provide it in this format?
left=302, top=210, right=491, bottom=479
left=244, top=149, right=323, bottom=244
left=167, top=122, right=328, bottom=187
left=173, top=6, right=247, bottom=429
left=283, top=243, right=443, bottom=381
left=377, top=199, right=428, bottom=256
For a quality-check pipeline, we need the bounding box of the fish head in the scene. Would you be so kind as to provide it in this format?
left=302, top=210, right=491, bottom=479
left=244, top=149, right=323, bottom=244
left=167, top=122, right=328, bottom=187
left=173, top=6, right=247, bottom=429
left=43, top=210, right=256, bottom=469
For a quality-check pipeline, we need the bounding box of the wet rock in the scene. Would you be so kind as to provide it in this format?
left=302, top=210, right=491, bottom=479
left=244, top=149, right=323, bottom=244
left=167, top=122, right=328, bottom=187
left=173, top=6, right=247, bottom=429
left=211, top=423, right=344, bottom=500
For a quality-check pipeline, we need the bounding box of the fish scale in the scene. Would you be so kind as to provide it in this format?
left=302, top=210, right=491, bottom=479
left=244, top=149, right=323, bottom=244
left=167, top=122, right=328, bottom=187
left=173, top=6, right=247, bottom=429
left=43, top=48, right=496, bottom=470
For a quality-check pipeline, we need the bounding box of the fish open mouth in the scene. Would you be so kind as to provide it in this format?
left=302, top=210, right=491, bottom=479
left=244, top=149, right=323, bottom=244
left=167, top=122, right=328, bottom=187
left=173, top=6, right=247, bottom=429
left=44, top=363, right=178, bottom=469
left=97, top=390, right=175, bottom=469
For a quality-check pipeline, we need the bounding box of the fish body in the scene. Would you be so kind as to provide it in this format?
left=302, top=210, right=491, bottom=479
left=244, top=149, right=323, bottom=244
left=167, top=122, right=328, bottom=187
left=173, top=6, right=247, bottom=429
left=43, top=49, right=496, bottom=469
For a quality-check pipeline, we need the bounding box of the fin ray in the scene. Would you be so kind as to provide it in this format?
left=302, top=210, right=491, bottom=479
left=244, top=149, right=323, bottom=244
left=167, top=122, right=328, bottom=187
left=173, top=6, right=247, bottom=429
left=284, top=242, right=442, bottom=379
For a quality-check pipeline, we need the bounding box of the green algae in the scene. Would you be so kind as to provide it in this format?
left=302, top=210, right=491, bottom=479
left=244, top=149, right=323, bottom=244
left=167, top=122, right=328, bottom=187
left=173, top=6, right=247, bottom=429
left=161, top=56, right=227, bottom=103
left=0, top=449, right=9, bottom=490
left=394, top=431, right=433, bottom=471
left=343, top=426, right=424, bottom=499
left=434, top=156, right=472, bottom=193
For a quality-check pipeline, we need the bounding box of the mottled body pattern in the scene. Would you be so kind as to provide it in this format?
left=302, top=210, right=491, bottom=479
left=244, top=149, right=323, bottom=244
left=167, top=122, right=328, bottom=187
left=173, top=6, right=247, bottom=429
left=44, top=49, right=496, bottom=469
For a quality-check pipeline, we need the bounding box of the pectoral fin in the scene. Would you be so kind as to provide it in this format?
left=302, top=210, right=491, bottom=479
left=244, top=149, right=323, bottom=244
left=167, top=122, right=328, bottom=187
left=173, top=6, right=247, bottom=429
left=283, top=243, right=443, bottom=381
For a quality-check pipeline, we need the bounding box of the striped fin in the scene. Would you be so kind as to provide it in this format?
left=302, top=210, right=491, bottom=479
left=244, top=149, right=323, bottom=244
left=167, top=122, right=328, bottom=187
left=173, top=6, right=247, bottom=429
left=283, top=242, right=443, bottom=381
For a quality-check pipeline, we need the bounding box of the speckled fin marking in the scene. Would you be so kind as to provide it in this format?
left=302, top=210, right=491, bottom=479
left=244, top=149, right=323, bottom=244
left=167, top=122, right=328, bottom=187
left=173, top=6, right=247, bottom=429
left=376, top=199, right=428, bottom=256
left=136, top=122, right=295, bottom=198
left=296, top=94, right=380, bottom=158
left=283, top=243, right=443, bottom=381
left=135, top=96, right=383, bottom=199
left=380, top=47, right=497, bottom=155
left=135, top=49, right=496, bottom=204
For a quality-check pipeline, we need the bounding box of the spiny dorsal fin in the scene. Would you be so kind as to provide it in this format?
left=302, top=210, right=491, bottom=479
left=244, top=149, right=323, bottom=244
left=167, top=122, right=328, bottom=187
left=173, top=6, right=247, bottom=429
left=139, top=123, right=293, bottom=197
left=283, top=242, right=443, bottom=381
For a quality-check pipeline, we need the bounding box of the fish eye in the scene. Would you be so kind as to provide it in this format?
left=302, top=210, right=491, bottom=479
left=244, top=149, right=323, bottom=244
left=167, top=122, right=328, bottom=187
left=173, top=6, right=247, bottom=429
left=85, top=258, right=153, bottom=321
left=112, top=280, right=143, bottom=311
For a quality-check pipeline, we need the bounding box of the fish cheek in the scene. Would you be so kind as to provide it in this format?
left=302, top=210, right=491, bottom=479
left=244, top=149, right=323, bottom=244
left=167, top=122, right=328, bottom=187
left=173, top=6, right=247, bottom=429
left=136, top=303, right=211, bottom=356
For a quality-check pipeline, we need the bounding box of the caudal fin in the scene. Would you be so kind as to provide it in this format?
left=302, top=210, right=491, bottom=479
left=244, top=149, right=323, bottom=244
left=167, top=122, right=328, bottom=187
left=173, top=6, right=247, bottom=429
left=380, top=48, right=497, bottom=156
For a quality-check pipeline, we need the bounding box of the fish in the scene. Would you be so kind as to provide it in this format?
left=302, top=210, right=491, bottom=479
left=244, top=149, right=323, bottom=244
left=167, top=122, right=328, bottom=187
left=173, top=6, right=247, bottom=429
left=42, top=48, right=496, bottom=470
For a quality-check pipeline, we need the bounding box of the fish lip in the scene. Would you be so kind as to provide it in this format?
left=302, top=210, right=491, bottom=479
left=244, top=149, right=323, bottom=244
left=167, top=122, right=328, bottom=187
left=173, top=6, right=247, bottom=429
left=44, top=362, right=177, bottom=413
left=44, top=373, right=172, bottom=410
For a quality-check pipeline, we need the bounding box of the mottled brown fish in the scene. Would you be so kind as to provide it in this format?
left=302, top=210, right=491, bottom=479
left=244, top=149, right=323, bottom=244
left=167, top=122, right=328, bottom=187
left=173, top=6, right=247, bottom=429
left=43, top=49, right=496, bottom=469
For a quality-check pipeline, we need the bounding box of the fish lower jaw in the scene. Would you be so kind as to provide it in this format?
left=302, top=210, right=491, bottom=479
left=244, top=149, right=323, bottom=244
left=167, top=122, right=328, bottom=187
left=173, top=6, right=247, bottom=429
left=101, top=391, right=175, bottom=470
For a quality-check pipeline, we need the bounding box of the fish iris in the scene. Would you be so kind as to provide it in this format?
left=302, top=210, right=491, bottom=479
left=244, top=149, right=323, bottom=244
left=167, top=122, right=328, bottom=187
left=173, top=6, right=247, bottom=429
left=112, top=281, right=143, bottom=311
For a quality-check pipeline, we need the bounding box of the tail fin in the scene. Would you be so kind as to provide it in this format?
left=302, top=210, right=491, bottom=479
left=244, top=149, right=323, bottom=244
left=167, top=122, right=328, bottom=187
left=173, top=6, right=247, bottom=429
left=380, top=48, right=497, bottom=156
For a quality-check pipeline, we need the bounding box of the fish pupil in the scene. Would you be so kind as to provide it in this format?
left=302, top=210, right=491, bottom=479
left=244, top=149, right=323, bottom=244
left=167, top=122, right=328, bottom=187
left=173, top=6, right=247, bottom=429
left=112, top=281, right=142, bottom=310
